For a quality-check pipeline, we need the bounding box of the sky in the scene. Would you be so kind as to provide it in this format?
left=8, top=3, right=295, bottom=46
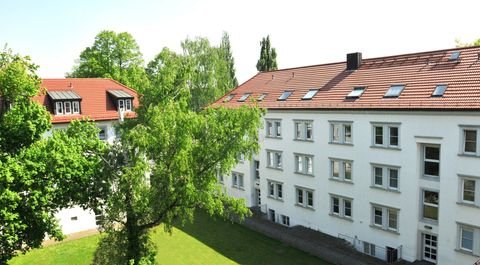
left=1, top=0, right=480, bottom=84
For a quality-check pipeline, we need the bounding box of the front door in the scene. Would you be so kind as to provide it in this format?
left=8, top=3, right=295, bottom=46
left=422, top=233, right=437, bottom=263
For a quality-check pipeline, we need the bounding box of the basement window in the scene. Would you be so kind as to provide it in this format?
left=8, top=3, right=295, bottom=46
left=346, top=87, right=365, bottom=99
left=449, top=51, right=461, bottom=61
left=302, top=89, right=318, bottom=100
left=278, top=91, right=293, bottom=101
left=258, top=93, right=268, bottom=101
left=384, top=85, right=405, bottom=98
left=432, top=85, right=447, bottom=97
left=224, top=94, right=235, bottom=102
left=238, top=93, right=251, bottom=102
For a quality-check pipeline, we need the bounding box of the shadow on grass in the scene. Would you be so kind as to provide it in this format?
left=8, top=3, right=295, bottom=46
left=173, top=211, right=330, bottom=265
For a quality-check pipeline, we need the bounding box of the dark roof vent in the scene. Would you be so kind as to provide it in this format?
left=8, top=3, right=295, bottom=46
left=346, top=52, right=362, bottom=71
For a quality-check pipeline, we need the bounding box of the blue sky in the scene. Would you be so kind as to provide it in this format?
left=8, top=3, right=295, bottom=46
left=2, top=0, right=480, bottom=83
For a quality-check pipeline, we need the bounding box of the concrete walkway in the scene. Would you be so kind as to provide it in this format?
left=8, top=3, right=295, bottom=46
left=242, top=210, right=409, bottom=265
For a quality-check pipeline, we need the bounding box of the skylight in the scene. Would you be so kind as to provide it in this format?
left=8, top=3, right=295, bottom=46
left=384, top=85, right=405, bottom=98
left=238, top=93, right=251, bottom=102
left=302, top=89, right=318, bottom=100
left=432, top=85, right=447, bottom=97
left=277, top=91, right=293, bottom=101
left=258, top=93, right=267, bottom=101
left=449, top=51, right=461, bottom=61
left=223, top=94, right=235, bottom=102
left=346, top=87, right=365, bottom=99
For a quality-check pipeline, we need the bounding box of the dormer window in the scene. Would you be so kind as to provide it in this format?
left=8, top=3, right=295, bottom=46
left=118, top=99, right=133, bottom=112
left=278, top=91, right=293, bottom=101
left=384, top=85, right=405, bottom=98
left=47, top=90, right=82, bottom=115
left=107, top=90, right=134, bottom=112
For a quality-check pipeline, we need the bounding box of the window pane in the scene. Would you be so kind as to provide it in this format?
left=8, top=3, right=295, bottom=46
left=332, top=161, right=339, bottom=178
left=374, top=126, right=383, bottom=145
left=269, top=182, right=274, bottom=196
left=388, top=210, right=397, bottom=230
left=266, top=121, right=272, bottom=136
left=424, top=191, right=439, bottom=205
left=332, top=197, right=339, bottom=214
left=297, top=189, right=303, bottom=204
left=332, top=124, right=340, bottom=142
left=295, top=123, right=302, bottom=139
left=277, top=184, right=283, bottom=198
left=344, top=125, right=352, bottom=143
left=464, top=130, right=477, bottom=153
left=424, top=161, right=439, bottom=176
left=344, top=162, right=352, bottom=180
left=423, top=205, right=438, bottom=220
left=463, top=179, right=475, bottom=202
left=389, top=169, right=398, bottom=189
left=276, top=153, right=282, bottom=167
left=306, top=157, right=313, bottom=174
left=374, top=167, right=383, bottom=186
left=307, top=191, right=313, bottom=207
left=306, top=123, right=313, bottom=140
left=275, top=121, right=281, bottom=137
left=389, top=127, right=399, bottom=146
left=344, top=200, right=352, bottom=217
left=461, top=228, right=474, bottom=251
left=296, top=156, right=302, bottom=172
left=425, top=146, right=440, bottom=160
left=374, top=208, right=383, bottom=225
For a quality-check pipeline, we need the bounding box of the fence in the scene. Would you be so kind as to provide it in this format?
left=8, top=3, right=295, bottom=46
left=338, top=233, right=402, bottom=263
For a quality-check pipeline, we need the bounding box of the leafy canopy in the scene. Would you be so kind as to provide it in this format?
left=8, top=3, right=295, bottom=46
left=256, top=35, right=278, bottom=72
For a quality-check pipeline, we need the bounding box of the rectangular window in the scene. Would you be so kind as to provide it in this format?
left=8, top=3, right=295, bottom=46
left=422, top=190, right=439, bottom=221
left=72, top=101, right=80, bottom=114
left=278, top=91, right=293, bottom=101
left=461, top=127, right=480, bottom=155
left=302, top=89, right=318, bottom=100
left=265, top=119, right=282, bottom=138
left=55, top=102, right=64, bottom=115
left=294, top=154, right=314, bottom=175
left=423, top=145, right=440, bottom=178
left=371, top=204, right=399, bottom=232
left=237, top=93, right=251, bottom=102
left=346, top=86, right=365, bottom=99
left=64, top=101, right=71, bottom=114
left=371, top=164, right=400, bottom=191
left=267, top=180, right=283, bottom=200
left=330, top=121, right=353, bottom=144
left=384, top=85, right=405, bottom=98
left=330, top=194, right=353, bottom=219
left=254, top=160, right=260, bottom=180
left=118, top=99, right=125, bottom=111
left=125, top=99, right=132, bottom=111
left=457, top=224, right=480, bottom=255
left=98, top=127, right=107, bottom=140
left=330, top=158, right=353, bottom=182
left=295, top=187, right=314, bottom=209
left=459, top=176, right=480, bottom=207
left=294, top=120, right=313, bottom=141
left=372, top=123, right=400, bottom=148
left=280, top=215, right=290, bottom=226
left=363, top=242, right=376, bottom=256
left=266, top=150, right=282, bottom=169
left=232, top=172, right=244, bottom=189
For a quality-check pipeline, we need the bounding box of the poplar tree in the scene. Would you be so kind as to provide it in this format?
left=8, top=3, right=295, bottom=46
left=256, top=35, right=278, bottom=72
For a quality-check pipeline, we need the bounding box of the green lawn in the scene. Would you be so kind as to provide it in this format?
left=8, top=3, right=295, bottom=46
left=10, top=212, right=330, bottom=265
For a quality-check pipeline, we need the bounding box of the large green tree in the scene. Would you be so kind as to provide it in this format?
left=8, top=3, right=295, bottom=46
left=456, top=38, right=480, bottom=47
left=219, top=32, right=238, bottom=88
left=67, top=30, right=149, bottom=91
left=256, top=35, right=278, bottom=72
left=0, top=48, right=106, bottom=263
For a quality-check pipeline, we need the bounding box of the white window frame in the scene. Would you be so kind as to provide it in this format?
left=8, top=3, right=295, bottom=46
left=267, top=179, right=283, bottom=201
left=460, top=126, right=480, bottom=156
left=265, top=119, right=282, bottom=138
left=72, top=101, right=80, bottom=114
left=294, top=120, right=313, bottom=141
left=422, top=189, right=439, bottom=222
left=280, top=214, right=290, bottom=227
left=118, top=99, right=125, bottom=112
left=329, top=194, right=353, bottom=220
left=125, top=99, right=132, bottom=111
left=371, top=164, right=400, bottom=191
left=295, top=186, right=314, bottom=209
left=422, top=144, right=440, bottom=179
left=55, top=101, right=64, bottom=115
left=458, top=175, right=480, bottom=207
left=371, top=123, right=400, bottom=148
left=98, top=127, right=107, bottom=141
left=294, top=153, right=314, bottom=176
left=457, top=223, right=480, bottom=256
left=371, top=203, right=399, bottom=233
left=329, top=158, right=353, bottom=182
left=266, top=150, right=282, bottom=170
left=232, top=172, right=244, bottom=189
left=329, top=121, right=353, bottom=145
left=64, top=101, right=71, bottom=114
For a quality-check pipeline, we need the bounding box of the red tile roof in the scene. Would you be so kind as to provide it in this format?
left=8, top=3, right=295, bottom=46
left=33, top=78, right=138, bottom=124
left=214, top=46, right=480, bottom=111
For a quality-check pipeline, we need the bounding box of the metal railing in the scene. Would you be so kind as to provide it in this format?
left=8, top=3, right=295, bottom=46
left=338, top=233, right=402, bottom=263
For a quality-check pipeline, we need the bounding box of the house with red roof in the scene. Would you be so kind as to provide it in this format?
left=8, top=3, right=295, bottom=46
left=33, top=78, right=138, bottom=235
left=215, top=46, right=480, bottom=265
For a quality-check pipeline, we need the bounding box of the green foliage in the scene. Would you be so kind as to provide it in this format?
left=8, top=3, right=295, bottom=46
left=256, top=35, right=278, bottom=72
left=68, top=30, right=149, bottom=91
left=455, top=38, right=480, bottom=47
left=219, top=32, right=238, bottom=88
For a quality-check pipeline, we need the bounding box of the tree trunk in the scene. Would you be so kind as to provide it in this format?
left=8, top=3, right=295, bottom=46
left=125, top=187, right=141, bottom=265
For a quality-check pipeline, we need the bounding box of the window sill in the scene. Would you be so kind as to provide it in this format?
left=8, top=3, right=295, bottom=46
left=232, top=186, right=245, bottom=191
left=369, top=185, right=401, bottom=193
left=328, top=142, right=354, bottom=146
left=369, top=225, right=400, bottom=235
left=456, top=201, right=480, bottom=209
left=329, top=178, right=354, bottom=184
left=458, top=153, right=480, bottom=158
left=329, top=213, right=353, bottom=222
left=266, top=166, right=283, bottom=171
left=454, top=248, right=480, bottom=257
left=295, top=204, right=315, bottom=211
left=267, top=196, right=284, bottom=202
left=265, top=136, right=283, bottom=140
left=420, top=218, right=438, bottom=226
left=370, top=145, right=401, bottom=151
left=294, top=172, right=315, bottom=177
left=293, top=139, right=314, bottom=143
left=420, top=175, right=440, bottom=182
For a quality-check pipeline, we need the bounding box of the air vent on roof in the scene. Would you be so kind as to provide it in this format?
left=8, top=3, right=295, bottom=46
left=384, top=85, right=405, bottom=98
left=238, top=93, right=251, bottom=102
left=223, top=94, right=235, bottom=102
left=432, top=85, right=447, bottom=97
left=258, top=93, right=267, bottom=101
left=302, top=89, right=318, bottom=100
left=278, top=91, right=293, bottom=101
left=346, top=87, right=365, bottom=99
left=346, top=52, right=362, bottom=70
left=449, top=51, right=461, bottom=61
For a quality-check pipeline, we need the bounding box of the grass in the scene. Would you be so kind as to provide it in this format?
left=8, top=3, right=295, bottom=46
left=10, top=211, right=330, bottom=265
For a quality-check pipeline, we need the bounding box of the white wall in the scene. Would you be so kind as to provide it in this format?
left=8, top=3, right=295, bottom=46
left=225, top=109, right=480, bottom=265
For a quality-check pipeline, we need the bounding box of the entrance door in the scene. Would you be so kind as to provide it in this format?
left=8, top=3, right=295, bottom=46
left=422, top=233, right=437, bottom=263
left=256, top=189, right=261, bottom=206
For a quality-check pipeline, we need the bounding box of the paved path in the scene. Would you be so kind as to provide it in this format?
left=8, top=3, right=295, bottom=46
left=43, top=229, right=99, bottom=246
left=242, top=210, right=409, bottom=265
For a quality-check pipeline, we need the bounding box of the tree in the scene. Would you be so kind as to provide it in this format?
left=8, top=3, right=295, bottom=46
left=67, top=30, right=149, bottom=91
left=0, top=48, right=107, bottom=263
left=256, top=35, right=278, bottom=72
left=219, top=32, right=238, bottom=88
left=455, top=38, right=480, bottom=47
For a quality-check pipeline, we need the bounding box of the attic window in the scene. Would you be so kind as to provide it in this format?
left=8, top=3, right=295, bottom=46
left=278, top=91, right=293, bottom=101
left=258, top=93, right=268, bottom=101
left=346, top=87, right=365, bottom=99
left=237, top=93, right=251, bottom=102
left=224, top=94, right=235, bottom=102
left=449, top=51, right=461, bottom=61
left=47, top=90, right=82, bottom=115
left=384, top=85, right=405, bottom=98
left=302, top=89, right=318, bottom=100
left=432, top=85, right=447, bottom=97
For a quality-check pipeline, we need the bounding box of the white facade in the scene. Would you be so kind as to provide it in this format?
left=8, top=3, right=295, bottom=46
left=222, top=109, right=480, bottom=265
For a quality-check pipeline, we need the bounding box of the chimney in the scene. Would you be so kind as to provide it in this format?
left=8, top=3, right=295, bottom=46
left=346, top=52, right=362, bottom=71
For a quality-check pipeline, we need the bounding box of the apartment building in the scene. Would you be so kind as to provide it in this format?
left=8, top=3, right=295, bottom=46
left=215, top=46, right=480, bottom=265
left=33, top=78, right=138, bottom=235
